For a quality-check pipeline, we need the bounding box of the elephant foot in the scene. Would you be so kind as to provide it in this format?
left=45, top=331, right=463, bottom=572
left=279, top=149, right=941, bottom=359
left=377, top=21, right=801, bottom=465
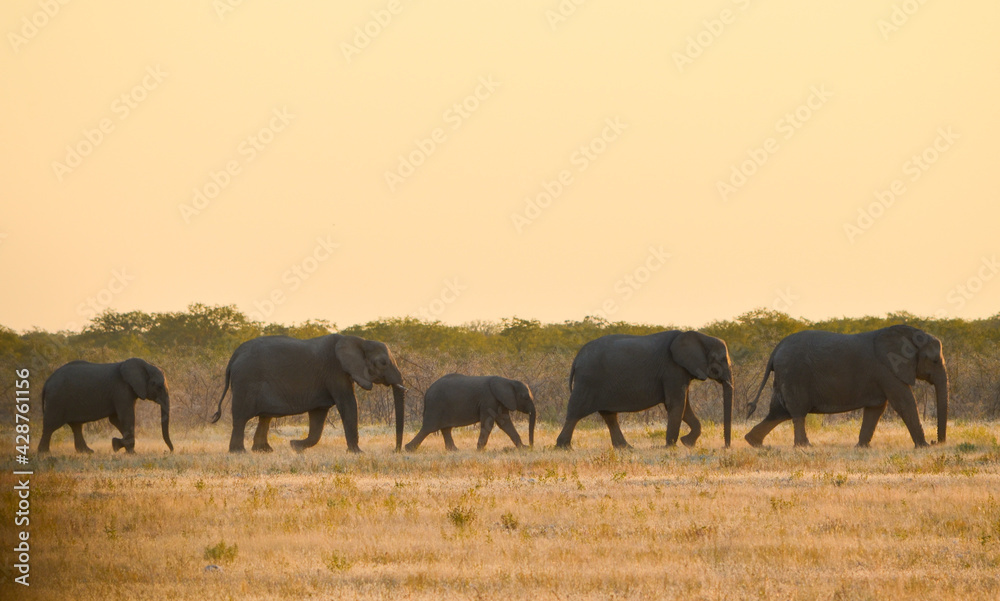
left=744, top=434, right=764, bottom=448
left=680, top=434, right=699, bottom=448
left=290, top=440, right=306, bottom=453
left=445, top=445, right=459, bottom=452
left=78, top=446, right=95, bottom=454
left=124, top=448, right=136, bottom=454
left=347, top=447, right=363, bottom=454
left=793, top=441, right=812, bottom=448
left=228, top=446, right=247, bottom=453
left=112, top=438, right=123, bottom=452
left=856, top=442, right=871, bottom=449
left=252, top=444, right=274, bottom=453
left=914, top=441, right=930, bottom=448
left=612, top=442, right=633, bottom=450
left=403, top=443, right=419, bottom=452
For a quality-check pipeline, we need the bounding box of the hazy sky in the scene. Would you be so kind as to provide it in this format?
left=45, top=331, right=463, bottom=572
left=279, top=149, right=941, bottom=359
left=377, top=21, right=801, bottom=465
left=2, top=1, right=998, bottom=332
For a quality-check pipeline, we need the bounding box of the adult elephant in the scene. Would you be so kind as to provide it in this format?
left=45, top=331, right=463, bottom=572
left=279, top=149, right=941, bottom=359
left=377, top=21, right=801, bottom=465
left=744, top=325, right=948, bottom=448
left=555, top=330, right=734, bottom=449
left=38, top=359, right=173, bottom=454
left=405, top=374, right=536, bottom=451
left=210, top=334, right=406, bottom=453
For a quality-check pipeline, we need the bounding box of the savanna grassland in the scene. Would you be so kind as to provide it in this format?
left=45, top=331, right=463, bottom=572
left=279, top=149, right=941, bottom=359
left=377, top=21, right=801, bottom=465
left=3, top=420, right=999, bottom=601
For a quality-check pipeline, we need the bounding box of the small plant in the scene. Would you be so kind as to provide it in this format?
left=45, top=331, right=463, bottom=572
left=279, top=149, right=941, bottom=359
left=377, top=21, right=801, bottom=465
left=611, top=471, right=627, bottom=482
left=195, top=479, right=205, bottom=491
left=204, top=540, right=238, bottom=564
left=323, top=551, right=352, bottom=572
left=447, top=505, right=477, bottom=528
left=500, top=511, right=519, bottom=531
left=956, top=442, right=977, bottom=453
left=104, top=523, right=117, bottom=540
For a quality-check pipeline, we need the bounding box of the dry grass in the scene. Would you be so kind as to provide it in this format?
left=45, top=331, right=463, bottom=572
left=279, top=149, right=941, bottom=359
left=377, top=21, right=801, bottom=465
left=3, top=419, right=999, bottom=600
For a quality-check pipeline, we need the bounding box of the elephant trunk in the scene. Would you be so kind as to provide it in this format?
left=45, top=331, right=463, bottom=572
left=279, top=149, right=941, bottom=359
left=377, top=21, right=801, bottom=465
left=528, top=404, right=536, bottom=448
left=721, top=380, right=733, bottom=448
left=392, top=384, right=406, bottom=452
left=933, top=370, right=948, bottom=444
left=159, top=394, right=173, bottom=452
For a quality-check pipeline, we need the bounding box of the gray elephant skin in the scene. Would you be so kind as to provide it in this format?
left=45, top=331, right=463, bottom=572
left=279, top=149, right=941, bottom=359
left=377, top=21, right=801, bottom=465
left=404, top=374, right=536, bottom=451
left=744, top=325, right=948, bottom=448
left=210, top=334, right=405, bottom=453
left=38, top=358, right=173, bottom=454
left=555, top=330, right=734, bottom=449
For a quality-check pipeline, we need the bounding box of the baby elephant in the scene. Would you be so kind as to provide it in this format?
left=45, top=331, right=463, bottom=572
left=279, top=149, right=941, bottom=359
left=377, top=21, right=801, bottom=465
left=405, top=374, right=536, bottom=451
left=39, top=359, right=173, bottom=454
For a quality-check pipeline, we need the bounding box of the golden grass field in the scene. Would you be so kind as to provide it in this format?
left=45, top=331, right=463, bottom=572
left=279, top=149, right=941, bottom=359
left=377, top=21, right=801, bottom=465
left=3, top=419, right=999, bottom=600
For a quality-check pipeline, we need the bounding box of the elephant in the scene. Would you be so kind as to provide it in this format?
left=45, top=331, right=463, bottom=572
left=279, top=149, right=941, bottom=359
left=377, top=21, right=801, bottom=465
left=744, top=325, right=948, bottom=448
left=38, top=359, right=173, bottom=454
left=404, top=374, right=536, bottom=451
left=555, top=330, right=734, bottom=449
left=210, top=334, right=406, bottom=453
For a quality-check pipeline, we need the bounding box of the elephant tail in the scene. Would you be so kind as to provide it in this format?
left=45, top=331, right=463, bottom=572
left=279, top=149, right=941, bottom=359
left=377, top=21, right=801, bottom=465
left=746, top=352, right=775, bottom=418
left=209, top=358, right=234, bottom=423
left=568, top=358, right=577, bottom=393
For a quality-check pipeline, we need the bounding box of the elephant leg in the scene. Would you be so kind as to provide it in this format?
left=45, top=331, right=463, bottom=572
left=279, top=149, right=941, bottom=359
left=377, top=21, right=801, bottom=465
left=792, top=415, right=811, bottom=447
left=555, top=417, right=581, bottom=449
left=404, top=427, right=435, bottom=452
left=114, top=409, right=136, bottom=454
left=663, top=395, right=687, bottom=447
left=857, top=403, right=887, bottom=448
left=291, top=408, right=330, bottom=452
left=744, top=401, right=791, bottom=447
left=600, top=411, right=632, bottom=449
left=37, top=423, right=58, bottom=454
left=886, top=387, right=928, bottom=447
left=252, top=416, right=274, bottom=452
left=442, top=428, right=458, bottom=451
left=229, top=417, right=249, bottom=453
left=336, top=396, right=362, bottom=453
left=69, top=423, right=94, bottom=454
left=495, top=413, right=525, bottom=448
left=109, top=414, right=127, bottom=453
left=477, top=416, right=495, bottom=450
left=679, top=391, right=702, bottom=447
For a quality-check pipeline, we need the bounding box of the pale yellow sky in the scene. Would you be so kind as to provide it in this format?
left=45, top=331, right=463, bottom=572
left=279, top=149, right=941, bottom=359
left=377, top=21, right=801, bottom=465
left=2, top=1, right=998, bottom=332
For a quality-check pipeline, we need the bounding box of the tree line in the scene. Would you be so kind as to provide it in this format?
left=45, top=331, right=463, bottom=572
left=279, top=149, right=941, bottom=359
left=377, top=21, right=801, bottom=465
left=2, top=304, right=998, bottom=433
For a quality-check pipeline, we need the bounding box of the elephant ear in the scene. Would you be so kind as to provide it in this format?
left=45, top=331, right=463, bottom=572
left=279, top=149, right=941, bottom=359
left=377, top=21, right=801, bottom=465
left=489, top=378, right=518, bottom=412
left=874, top=325, right=918, bottom=386
left=670, top=331, right=709, bottom=380
left=120, top=358, right=150, bottom=399
left=335, top=337, right=373, bottom=390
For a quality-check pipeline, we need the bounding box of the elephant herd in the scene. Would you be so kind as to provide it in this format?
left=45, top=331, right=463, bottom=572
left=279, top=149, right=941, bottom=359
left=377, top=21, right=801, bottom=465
left=37, top=324, right=949, bottom=455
